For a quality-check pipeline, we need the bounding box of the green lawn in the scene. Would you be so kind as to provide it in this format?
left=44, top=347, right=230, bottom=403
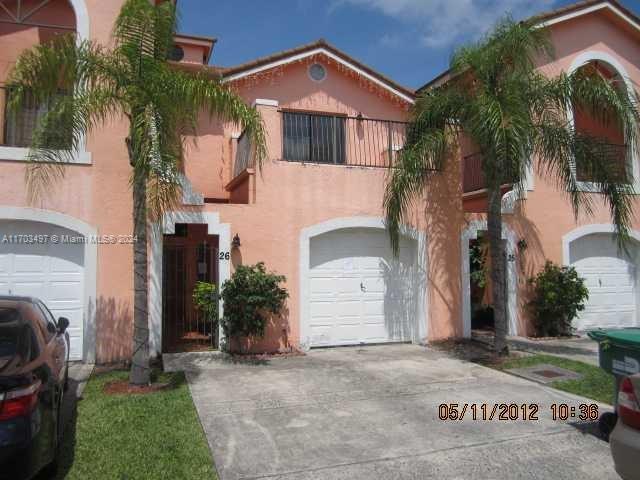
left=500, top=354, right=615, bottom=404
left=56, top=370, right=217, bottom=480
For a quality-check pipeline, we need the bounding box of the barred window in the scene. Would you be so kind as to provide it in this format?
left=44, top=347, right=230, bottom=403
left=283, top=112, right=346, bottom=164
left=3, top=89, right=71, bottom=149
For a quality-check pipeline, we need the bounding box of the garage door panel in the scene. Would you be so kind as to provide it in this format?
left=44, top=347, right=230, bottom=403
left=308, top=228, right=418, bottom=347
left=12, top=281, right=46, bottom=298
left=310, top=277, right=338, bottom=295
left=571, top=233, right=638, bottom=331
left=0, top=254, right=10, bottom=273
left=338, top=277, right=360, bottom=294
left=13, top=255, right=47, bottom=273
left=309, top=300, right=333, bottom=318
left=0, top=220, right=86, bottom=361
left=50, top=257, right=83, bottom=273
left=336, top=300, right=361, bottom=318
left=49, top=281, right=83, bottom=302
left=363, top=299, right=384, bottom=316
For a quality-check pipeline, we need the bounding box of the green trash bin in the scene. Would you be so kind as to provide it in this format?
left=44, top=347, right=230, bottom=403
left=587, top=328, right=640, bottom=438
left=588, top=328, right=640, bottom=379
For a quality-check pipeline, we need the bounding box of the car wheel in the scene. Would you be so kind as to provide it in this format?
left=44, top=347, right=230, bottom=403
left=598, top=411, right=617, bottom=441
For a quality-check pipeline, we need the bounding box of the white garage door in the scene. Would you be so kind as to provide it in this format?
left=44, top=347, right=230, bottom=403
left=0, top=220, right=85, bottom=360
left=570, top=233, right=638, bottom=331
left=307, top=228, right=419, bottom=347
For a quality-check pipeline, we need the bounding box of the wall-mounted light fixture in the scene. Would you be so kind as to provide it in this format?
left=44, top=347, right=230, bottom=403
left=232, top=234, right=241, bottom=248
left=517, top=238, right=528, bottom=251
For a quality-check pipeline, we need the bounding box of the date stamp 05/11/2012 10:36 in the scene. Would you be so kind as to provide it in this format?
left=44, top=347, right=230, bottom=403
left=438, top=403, right=600, bottom=422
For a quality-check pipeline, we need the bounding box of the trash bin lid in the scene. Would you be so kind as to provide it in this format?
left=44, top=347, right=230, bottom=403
left=594, top=328, right=640, bottom=348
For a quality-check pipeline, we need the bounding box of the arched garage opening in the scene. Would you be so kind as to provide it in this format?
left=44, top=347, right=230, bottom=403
left=564, top=225, right=640, bottom=331
left=299, top=217, right=427, bottom=348
left=0, top=207, right=97, bottom=362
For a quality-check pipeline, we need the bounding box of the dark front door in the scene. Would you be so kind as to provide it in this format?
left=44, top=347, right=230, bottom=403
left=162, top=224, right=219, bottom=352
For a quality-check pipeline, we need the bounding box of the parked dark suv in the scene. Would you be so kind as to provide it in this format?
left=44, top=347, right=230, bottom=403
left=0, top=296, right=70, bottom=480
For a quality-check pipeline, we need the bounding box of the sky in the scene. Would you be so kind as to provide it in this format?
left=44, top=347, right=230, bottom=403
left=179, top=0, right=640, bottom=90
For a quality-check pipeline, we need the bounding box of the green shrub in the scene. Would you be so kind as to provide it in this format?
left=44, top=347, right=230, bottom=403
left=528, top=261, right=589, bottom=337
left=220, top=262, right=288, bottom=352
left=192, top=281, right=218, bottom=323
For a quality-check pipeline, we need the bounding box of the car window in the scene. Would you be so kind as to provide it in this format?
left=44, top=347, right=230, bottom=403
left=35, top=302, right=56, bottom=343
left=38, top=302, right=58, bottom=328
left=0, top=307, right=39, bottom=368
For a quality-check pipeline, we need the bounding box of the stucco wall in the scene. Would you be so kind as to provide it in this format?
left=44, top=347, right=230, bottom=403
left=0, top=0, right=134, bottom=363
left=505, top=10, right=640, bottom=335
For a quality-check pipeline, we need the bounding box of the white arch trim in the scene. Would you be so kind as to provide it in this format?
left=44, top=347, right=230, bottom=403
left=567, top=50, right=640, bottom=192
left=70, top=0, right=90, bottom=43
left=149, top=211, right=231, bottom=356
left=0, top=206, right=97, bottom=363
left=461, top=220, right=518, bottom=338
left=0, top=0, right=92, bottom=164
left=299, top=216, right=428, bottom=348
left=561, top=223, right=640, bottom=265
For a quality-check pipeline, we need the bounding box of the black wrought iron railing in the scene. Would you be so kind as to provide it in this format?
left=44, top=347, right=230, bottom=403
left=281, top=111, right=408, bottom=168
left=233, top=129, right=254, bottom=178
left=462, top=152, right=520, bottom=193
left=575, top=143, right=629, bottom=183
left=462, top=152, right=486, bottom=193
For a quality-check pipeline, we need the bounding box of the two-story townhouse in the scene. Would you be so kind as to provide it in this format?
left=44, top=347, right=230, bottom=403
left=0, top=0, right=466, bottom=363
left=2, top=0, right=639, bottom=365
left=431, top=0, right=640, bottom=339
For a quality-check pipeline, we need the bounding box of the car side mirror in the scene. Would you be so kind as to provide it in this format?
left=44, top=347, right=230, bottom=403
left=58, top=317, right=70, bottom=334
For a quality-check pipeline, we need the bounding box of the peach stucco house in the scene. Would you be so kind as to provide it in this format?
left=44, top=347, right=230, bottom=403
left=0, top=0, right=639, bottom=364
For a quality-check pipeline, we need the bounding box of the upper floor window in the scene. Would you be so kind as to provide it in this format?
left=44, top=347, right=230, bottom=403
left=572, top=61, right=630, bottom=184
left=2, top=88, right=71, bottom=149
left=283, top=111, right=346, bottom=164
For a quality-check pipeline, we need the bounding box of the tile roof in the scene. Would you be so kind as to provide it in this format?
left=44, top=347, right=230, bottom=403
left=217, top=38, right=415, bottom=100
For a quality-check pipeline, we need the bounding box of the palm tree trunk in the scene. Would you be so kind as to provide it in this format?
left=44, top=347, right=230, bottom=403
left=129, top=155, right=151, bottom=385
left=487, top=183, right=509, bottom=355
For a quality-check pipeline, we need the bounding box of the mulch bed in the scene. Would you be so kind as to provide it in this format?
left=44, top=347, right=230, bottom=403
left=521, top=335, right=579, bottom=341
left=430, top=337, right=528, bottom=366
left=103, top=380, right=171, bottom=396
left=228, top=349, right=306, bottom=361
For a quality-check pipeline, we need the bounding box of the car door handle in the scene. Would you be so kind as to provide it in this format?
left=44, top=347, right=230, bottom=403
left=360, top=282, right=366, bottom=292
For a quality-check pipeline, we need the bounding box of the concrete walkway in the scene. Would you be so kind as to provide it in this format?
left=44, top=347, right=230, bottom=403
left=170, top=345, right=617, bottom=480
left=508, top=336, right=600, bottom=366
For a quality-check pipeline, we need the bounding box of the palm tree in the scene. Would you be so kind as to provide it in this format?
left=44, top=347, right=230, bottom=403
left=385, top=19, right=639, bottom=354
left=6, top=0, right=266, bottom=384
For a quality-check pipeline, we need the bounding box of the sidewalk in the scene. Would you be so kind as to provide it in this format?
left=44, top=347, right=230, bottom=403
left=507, top=336, right=599, bottom=365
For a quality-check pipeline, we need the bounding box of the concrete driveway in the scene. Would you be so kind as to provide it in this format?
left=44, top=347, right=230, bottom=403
left=167, top=345, right=617, bottom=480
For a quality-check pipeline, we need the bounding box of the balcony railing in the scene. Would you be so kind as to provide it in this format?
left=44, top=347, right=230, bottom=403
left=462, top=152, right=519, bottom=193
left=233, top=129, right=254, bottom=178
left=576, top=143, right=629, bottom=183
left=281, top=111, right=407, bottom=168
left=462, top=153, right=486, bottom=193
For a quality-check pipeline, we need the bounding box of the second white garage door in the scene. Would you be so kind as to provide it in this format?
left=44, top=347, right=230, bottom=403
left=0, top=220, right=86, bottom=360
left=570, top=233, right=638, bottom=331
left=307, top=228, right=419, bottom=347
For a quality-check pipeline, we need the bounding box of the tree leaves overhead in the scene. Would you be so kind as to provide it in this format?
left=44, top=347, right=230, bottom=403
left=385, top=17, right=640, bottom=253
left=7, top=0, right=267, bottom=219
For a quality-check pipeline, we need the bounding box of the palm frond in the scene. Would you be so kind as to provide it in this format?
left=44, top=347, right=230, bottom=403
left=114, top=0, right=177, bottom=76
left=165, top=69, right=268, bottom=165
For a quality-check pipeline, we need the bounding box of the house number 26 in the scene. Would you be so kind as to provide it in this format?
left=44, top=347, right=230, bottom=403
left=219, top=252, right=230, bottom=260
